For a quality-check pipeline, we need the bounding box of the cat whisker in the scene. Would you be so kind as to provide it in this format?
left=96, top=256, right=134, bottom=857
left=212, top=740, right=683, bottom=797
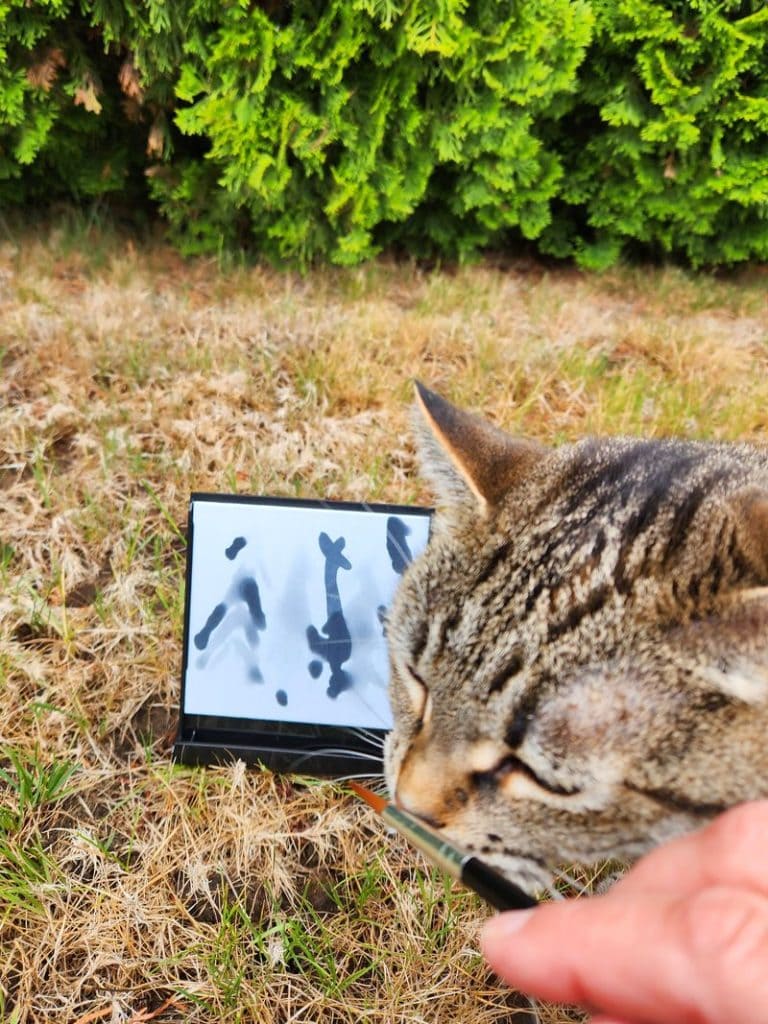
left=336, top=688, right=392, bottom=729
left=317, top=749, right=384, bottom=762
left=335, top=770, right=388, bottom=784
left=286, top=748, right=384, bottom=772
left=349, top=723, right=385, bottom=739
left=552, top=867, right=591, bottom=898
left=386, top=532, right=418, bottom=573
left=542, top=883, right=565, bottom=902
left=506, top=996, right=541, bottom=1024
left=346, top=727, right=386, bottom=750
left=313, top=635, right=401, bottom=645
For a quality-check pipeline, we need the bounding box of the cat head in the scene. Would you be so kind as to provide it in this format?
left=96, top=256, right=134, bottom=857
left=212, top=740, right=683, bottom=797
left=384, top=383, right=768, bottom=895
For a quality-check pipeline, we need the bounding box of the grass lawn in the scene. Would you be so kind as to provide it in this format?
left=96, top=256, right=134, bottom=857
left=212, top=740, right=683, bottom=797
left=1, top=218, right=767, bottom=1023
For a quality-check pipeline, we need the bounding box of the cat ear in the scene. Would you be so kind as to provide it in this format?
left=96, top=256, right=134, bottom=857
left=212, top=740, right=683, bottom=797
left=668, top=589, right=768, bottom=705
left=413, top=381, right=544, bottom=515
left=731, top=488, right=768, bottom=579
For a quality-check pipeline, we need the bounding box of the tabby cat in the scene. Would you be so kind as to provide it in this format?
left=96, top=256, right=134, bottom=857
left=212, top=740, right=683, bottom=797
left=384, top=382, right=768, bottom=896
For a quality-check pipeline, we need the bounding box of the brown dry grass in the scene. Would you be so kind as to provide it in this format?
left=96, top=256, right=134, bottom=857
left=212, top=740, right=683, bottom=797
left=1, top=219, right=767, bottom=1023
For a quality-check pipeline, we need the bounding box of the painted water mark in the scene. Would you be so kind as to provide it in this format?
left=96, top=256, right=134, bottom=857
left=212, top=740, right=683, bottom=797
left=225, top=536, right=247, bottom=560
left=378, top=516, right=414, bottom=636
left=306, top=532, right=353, bottom=699
left=386, top=516, right=413, bottom=575
left=193, top=537, right=272, bottom=693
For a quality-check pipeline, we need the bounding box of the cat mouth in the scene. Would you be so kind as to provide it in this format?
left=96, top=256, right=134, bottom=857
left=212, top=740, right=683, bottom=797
left=398, top=808, right=550, bottom=899
left=476, top=849, right=552, bottom=898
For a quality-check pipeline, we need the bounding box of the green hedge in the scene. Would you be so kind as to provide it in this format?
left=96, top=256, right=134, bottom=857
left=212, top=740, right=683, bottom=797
left=542, top=0, right=768, bottom=268
left=2, top=0, right=767, bottom=267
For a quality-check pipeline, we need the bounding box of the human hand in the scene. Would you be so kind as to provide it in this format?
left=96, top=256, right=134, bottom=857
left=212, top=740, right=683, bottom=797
left=480, top=801, right=768, bottom=1024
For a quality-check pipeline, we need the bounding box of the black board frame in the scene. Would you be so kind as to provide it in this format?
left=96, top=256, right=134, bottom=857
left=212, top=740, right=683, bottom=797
left=173, top=493, right=431, bottom=775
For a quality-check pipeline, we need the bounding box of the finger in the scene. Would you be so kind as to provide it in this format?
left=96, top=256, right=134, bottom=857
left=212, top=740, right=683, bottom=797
left=611, top=801, right=768, bottom=900
left=481, top=886, right=768, bottom=1024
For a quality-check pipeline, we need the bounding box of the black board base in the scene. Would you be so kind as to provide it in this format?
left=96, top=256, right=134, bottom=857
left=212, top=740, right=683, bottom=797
left=172, top=733, right=385, bottom=777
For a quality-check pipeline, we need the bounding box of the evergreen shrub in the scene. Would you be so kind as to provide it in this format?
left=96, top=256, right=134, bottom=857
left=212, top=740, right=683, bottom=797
left=544, top=0, right=768, bottom=268
left=0, top=0, right=203, bottom=205
left=1, top=0, right=767, bottom=267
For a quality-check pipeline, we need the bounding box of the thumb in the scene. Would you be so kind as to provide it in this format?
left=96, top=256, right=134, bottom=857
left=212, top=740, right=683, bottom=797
left=480, top=887, right=768, bottom=1024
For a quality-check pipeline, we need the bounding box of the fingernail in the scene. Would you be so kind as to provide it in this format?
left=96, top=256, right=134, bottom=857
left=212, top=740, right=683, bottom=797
left=481, top=909, right=534, bottom=947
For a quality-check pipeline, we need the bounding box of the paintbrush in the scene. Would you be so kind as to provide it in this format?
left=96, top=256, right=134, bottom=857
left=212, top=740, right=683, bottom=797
left=349, top=781, right=537, bottom=912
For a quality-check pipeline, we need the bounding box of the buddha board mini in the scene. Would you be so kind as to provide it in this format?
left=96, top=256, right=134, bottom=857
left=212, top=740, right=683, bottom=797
left=174, top=493, right=431, bottom=775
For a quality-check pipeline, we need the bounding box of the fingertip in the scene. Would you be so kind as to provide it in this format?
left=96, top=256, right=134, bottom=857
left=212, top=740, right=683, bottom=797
left=589, top=1018, right=634, bottom=1024
left=480, top=908, right=539, bottom=984
left=480, top=909, right=534, bottom=954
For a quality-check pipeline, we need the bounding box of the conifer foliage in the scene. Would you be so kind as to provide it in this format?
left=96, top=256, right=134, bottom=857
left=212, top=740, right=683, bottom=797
left=1, top=0, right=767, bottom=267
left=542, top=0, right=768, bottom=268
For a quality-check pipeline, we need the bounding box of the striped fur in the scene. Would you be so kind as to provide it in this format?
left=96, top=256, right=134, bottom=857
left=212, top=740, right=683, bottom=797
left=384, top=383, right=768, bottom=895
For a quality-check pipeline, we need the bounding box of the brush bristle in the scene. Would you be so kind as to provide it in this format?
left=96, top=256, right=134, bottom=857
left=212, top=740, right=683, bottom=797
left=349, top=780, right=388, bottom=814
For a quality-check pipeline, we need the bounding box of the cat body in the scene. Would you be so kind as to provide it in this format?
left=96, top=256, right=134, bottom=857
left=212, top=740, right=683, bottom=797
left=384, top=383, right=768, bottom=895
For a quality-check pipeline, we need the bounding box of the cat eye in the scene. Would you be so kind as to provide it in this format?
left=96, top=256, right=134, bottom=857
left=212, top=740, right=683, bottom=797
left=473, top=754, right=582, bottom=797
left=402, top=664, right=431, bottom=725
left=473, top=755, right=520, bottom=788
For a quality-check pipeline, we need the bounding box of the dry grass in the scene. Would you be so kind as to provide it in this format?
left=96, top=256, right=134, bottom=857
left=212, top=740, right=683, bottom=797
left=1, top=216, right=767, bottom=1023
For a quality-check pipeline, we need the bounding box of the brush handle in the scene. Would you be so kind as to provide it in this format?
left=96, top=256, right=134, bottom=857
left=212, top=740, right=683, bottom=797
left=379, top=801, right=537, bottom=912
left=461, top=857, right=538, bottom=911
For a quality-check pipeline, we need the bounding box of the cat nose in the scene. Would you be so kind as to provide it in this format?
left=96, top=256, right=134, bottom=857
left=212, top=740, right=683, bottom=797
left=395, top=772, right=469, bottom=828
left=394, top=789, right=446, bottom=830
